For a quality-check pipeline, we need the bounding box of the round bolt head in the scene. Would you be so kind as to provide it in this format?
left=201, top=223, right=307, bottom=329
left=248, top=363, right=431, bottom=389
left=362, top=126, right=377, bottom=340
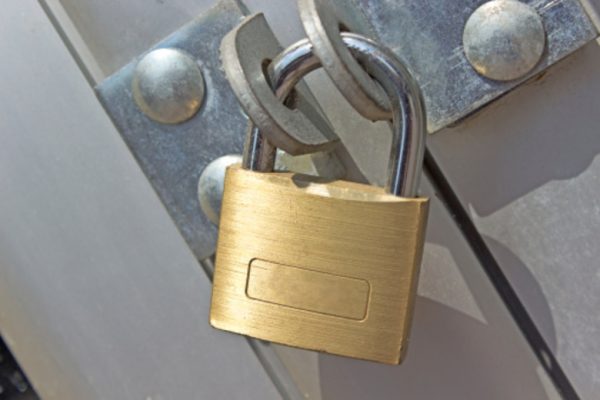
left=463, top=0, right=546, bottom=81
left=132, top=48, right=205, bottom=124
left=198, top=155, right=243, bottom=226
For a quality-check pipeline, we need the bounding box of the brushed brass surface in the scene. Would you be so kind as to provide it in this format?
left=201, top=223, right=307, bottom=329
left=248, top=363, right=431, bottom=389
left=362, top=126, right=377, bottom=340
left=210, top=165, right=429, bottom=364
left=247, top=259, right=370, bottom=320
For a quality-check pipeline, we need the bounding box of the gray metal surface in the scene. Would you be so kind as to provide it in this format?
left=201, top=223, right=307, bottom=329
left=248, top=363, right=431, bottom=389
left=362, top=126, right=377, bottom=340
left=355, top=0, right=597, bottom=132
left=98, top=5, right=349, bottom=260
left=463, top=0, right=546, bottom=81
left=0, top=1, right=282, bottom=399
left=96, top=0, right=249, bottom=260
left=428, top=39, right=600, bottom=399
left=11, top=0, right=600, bottom=397
left=48, top=0, right=598, bottom=134
left=54, top=0, right=222, bottom=79
left=198, top=154, right=243, bottom=225
left=239, top=2, right=581, bottom=397
left=252, top=1, right=600, bottom=395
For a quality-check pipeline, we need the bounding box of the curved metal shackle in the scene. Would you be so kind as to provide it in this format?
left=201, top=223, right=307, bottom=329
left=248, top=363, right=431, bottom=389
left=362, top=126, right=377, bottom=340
left=243, top=32, right=426, bottom=197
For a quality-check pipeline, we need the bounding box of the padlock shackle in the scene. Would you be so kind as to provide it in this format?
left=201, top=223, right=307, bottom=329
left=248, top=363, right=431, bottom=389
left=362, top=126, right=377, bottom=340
left=243, top=33, right=426, bottom=197
left=345, top=33, right=426, bottom=197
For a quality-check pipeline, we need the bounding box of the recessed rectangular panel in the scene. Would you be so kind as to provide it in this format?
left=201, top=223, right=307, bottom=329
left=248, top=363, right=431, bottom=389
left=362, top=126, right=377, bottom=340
left=247, top=259, right=370, bottom=320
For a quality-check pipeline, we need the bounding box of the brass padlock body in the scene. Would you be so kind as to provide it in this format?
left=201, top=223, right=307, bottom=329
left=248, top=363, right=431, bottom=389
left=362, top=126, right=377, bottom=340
left=210, top=165, right=429, bottom=364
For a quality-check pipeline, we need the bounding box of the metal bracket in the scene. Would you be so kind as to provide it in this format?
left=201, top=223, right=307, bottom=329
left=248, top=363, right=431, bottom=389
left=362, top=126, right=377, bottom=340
left=96, top=0, right=597, bottom=260
left=357, top=0, right=598, bottom=132
left=96, top=0, right=344, bottom=260
left=96, top=0, right=248, bottom=260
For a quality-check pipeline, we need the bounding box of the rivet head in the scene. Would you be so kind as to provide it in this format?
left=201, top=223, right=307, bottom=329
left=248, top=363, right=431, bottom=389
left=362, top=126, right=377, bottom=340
left=463, top=0, right=546, bottom=81
left=132, top=48, right=205, bottom=124
left=198, top=155, right=243, bottom=226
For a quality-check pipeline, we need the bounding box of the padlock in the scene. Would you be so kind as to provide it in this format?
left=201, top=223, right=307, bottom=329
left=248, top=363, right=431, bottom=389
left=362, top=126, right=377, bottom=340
left=210, top=33, right=429, bottom=364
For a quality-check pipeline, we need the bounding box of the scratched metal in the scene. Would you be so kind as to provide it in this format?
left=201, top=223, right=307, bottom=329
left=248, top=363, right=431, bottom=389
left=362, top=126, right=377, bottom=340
left=96, top=0, right=248, bottom=260
left=96, top=0, right=342, bottom=260
left=358, top=0, right=598, bottom=132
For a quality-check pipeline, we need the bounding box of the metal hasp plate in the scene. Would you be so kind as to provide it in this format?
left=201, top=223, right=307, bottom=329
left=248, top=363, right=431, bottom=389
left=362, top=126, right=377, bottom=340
left=97, top=0, right=340, bottom=260
left=96, top=0, right=246, bottom=259
left=358, top=0, right=598, bottom=132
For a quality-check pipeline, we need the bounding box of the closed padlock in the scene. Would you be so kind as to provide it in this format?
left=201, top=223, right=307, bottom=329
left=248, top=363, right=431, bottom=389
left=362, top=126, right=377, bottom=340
left=210, top=33, right=429, bottom=364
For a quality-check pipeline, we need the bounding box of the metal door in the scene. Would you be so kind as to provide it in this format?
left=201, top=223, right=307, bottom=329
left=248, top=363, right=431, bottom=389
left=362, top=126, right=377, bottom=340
left=1, top=0, right=598, bottom=398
